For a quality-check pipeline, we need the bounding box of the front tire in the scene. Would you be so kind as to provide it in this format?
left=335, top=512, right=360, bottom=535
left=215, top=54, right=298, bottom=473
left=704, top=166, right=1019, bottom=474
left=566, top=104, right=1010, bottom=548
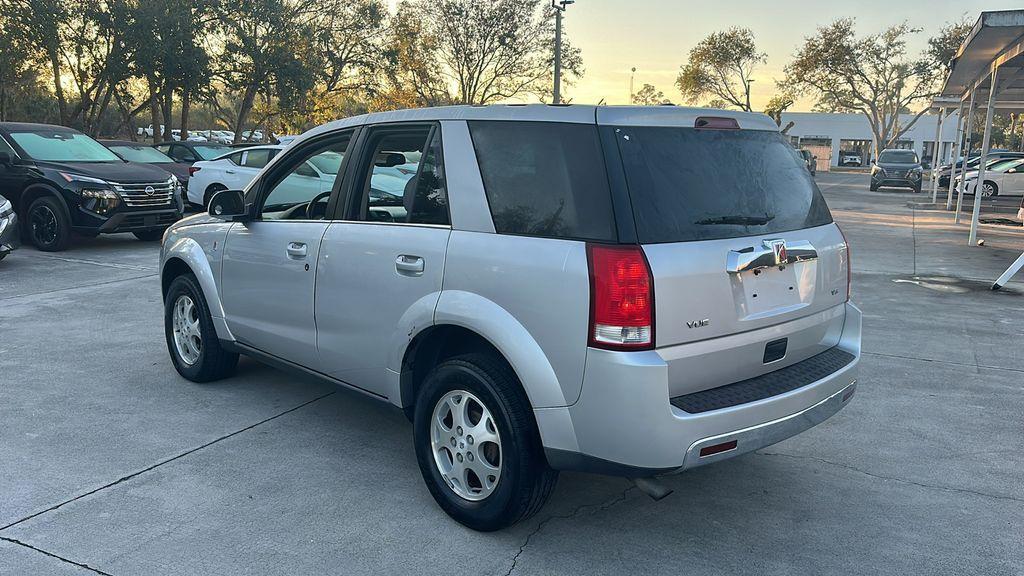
left=27, top=196, right=71, bottom=251
left=164, top=273, right=238, bottom=382
left=981, top=181, right=998, bottom=197
left=413, top=354, right=558, bottom=531
left=869, top=182, right=879, bottom=191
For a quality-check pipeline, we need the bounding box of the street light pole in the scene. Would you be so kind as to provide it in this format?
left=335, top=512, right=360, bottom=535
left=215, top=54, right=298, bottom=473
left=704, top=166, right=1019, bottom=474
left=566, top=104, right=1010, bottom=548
left=551, top=0, right=574, bottom=104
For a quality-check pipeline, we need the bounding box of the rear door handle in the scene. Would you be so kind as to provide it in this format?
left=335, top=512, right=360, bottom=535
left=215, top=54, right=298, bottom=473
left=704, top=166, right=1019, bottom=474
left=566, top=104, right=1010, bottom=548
left=727, top=240, right=817, bottom=274
left=225, top=169, right=236, bottom=174
left=395, top=254, right=424, bottom=276
left=287, top=242, right=307, bottom=259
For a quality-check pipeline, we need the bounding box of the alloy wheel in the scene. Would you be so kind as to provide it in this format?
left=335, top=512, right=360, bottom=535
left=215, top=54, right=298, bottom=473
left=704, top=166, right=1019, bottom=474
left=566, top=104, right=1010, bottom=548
left=172, top=294, right=202, bottom=365
left=430, top=390, right=502, bottom=501
left=30, top=205, right=58, bottom=246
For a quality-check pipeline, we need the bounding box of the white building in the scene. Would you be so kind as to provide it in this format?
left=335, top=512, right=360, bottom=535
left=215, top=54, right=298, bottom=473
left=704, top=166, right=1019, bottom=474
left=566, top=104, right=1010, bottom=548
left=780, top=111, right=961, bottom=168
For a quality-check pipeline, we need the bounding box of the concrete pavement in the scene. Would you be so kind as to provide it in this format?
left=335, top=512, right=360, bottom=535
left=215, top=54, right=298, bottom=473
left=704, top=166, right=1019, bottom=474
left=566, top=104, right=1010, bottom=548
left=1, top=172, right=1022, bottom=575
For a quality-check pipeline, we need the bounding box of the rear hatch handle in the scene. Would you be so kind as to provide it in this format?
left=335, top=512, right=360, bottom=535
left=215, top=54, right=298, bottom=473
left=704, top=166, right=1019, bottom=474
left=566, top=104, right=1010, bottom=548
left=727, top=239, right=818, bottom=274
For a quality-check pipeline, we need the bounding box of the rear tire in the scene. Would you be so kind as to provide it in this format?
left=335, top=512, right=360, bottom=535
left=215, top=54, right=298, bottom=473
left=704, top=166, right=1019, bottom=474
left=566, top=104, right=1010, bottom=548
left=164, top=273, right=238, bottom=382
left=27, top=196, right=71, bottom=251
left=413, top=353, right=558, bottom=531
left=204, top=184, right=227, bottom=209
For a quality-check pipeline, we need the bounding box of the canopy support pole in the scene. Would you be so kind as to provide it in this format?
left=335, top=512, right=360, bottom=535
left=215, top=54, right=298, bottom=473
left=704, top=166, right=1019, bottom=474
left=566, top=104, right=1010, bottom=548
left=969, top=64, right=1000, bottom=245
left=946, top=101, right=966, bottom=209
left=931, top=107, right=945, bottom=203
left=954, top=90, right=977, bottom=222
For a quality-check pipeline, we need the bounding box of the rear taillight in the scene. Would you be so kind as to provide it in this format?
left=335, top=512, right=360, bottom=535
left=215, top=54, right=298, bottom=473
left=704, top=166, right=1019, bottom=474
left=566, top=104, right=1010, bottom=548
left=587, top=244, right=654, bottom=350
left=837, top=224, right=851, bottom=301
left=188, top=166, right=201, bottom=176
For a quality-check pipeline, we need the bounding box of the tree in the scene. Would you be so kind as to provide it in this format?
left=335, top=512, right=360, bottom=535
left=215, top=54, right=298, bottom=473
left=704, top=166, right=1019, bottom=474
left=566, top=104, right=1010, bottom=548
left=764, top=93, right=794, bottom=126
left=676, top=27, right=765, bottom=112
left=417, top=0, right=582, bottom=105
left=782, top=19, right=971, bottom=158
left=632, top=83, right=669, bottom=106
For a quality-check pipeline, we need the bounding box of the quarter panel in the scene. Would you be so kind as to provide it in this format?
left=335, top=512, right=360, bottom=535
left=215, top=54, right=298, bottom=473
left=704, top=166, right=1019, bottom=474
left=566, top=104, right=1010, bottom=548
left=438, top=231, right=591, bottom=407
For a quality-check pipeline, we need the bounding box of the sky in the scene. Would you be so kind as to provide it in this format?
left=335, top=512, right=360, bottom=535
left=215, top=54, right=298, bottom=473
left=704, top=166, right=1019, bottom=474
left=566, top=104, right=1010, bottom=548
left=387, top=0, right=1017, bottom=111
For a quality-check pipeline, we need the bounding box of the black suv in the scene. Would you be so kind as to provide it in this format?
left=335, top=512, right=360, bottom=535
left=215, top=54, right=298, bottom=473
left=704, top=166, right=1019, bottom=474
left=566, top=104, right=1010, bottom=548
left=0, top=123, right=183, bottom=251
left=870, top=149, right=924, bottom=192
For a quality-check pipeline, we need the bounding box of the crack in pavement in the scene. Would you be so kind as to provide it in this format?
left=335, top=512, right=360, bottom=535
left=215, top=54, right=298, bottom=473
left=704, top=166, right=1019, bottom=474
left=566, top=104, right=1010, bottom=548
left=502, top=485, right=636, bottom=576
left=757, top=451, right=1024, bottom=504
left=862, top=350, right=1024, bottom=374
left=1, top=536, right=115, bottom=575
left=0, top=273, right=158, bottom=302
left=0, top=391, right=337, bottom=533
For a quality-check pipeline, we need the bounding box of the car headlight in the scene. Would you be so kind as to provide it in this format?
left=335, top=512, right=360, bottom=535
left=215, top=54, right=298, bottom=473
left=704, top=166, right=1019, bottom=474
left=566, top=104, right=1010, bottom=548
left=80, top=189, right=120, bottom=214
left=0, top=197, right=12, bottom=218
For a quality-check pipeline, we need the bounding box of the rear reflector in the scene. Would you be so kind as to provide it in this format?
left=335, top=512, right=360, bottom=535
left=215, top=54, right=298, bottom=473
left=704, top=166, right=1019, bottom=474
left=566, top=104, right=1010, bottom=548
left=699, top=440, right=738, bottom=458
left=694, top=116, right=740, bottom=130
left=587, top=244, right=654, bottom=350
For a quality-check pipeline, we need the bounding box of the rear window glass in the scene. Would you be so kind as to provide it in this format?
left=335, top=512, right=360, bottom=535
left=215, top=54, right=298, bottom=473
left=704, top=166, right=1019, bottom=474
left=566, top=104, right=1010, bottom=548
left=615, top=127, right=832, bottom=243
left=469, top=121, right=616, bottom=241
left=878, top=150, right=918, bottom=163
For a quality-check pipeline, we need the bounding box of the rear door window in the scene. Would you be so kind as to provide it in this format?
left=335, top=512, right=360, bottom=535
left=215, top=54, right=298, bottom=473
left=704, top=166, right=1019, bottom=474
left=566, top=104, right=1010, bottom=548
left=614, top=127, right=832, bottom=243
left=242, top=149, right=274, bottom=169
left=468, top=121, right=616, bottom=241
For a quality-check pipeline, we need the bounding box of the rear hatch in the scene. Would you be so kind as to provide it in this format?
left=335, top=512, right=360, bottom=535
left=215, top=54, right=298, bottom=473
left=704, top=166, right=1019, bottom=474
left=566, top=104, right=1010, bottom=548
left=599, top=109, right=849, bottom=397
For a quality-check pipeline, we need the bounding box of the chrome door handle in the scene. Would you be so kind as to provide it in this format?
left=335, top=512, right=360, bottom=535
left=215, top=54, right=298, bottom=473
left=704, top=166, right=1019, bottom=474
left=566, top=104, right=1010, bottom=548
left=286, top=242, right=307, bottom=259
left=726, top=240, right=817, bottom=274
left=395, top=254, right=424, bottom=275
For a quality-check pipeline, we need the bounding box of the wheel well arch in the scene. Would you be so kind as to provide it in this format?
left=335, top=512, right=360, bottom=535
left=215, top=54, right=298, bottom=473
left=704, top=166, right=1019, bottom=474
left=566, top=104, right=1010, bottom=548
left=399, top=324, right=521, bottom=420
left=18, top=184, right=66, bottom=215
left=204, top=183, right=227, bottom=206
left=161, top=256, right=194, bottom=298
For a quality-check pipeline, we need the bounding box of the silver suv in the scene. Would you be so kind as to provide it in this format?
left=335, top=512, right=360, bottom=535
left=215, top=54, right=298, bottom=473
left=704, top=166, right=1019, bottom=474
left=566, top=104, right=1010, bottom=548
left=160, top=105, right=861, bottom=531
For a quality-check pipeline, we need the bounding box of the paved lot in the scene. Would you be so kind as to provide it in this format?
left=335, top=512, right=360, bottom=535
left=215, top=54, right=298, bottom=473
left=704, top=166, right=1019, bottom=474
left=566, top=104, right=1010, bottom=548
left=1, top=172, right=1022, bottom=575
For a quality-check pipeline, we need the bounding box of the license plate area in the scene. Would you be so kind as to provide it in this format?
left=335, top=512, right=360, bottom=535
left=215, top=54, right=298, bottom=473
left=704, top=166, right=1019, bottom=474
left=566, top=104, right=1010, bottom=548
left=733, top=263, right=815, bottom=319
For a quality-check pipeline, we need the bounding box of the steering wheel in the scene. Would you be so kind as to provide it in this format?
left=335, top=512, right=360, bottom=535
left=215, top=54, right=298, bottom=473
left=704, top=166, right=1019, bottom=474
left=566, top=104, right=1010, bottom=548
left=305, top=191, right=333, bottom=219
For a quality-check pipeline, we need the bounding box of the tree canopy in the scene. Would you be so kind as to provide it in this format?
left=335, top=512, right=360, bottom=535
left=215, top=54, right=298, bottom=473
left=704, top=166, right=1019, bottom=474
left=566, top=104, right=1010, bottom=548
left=676, top=27, right=765, bottom=112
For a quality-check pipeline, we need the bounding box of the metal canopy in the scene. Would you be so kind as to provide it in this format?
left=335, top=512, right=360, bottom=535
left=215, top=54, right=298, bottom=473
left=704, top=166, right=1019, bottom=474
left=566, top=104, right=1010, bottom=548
left=940, top=10, right=1024, bottom=102
left=929, top=10, right=1024, bottom=253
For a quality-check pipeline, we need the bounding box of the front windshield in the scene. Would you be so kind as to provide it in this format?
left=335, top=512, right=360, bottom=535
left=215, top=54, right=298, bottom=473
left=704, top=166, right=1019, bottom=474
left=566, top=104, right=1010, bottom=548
left=193, top=144, right=230, bottom=160
left=878, top=150, right=918, bottom=164
left=110, top=145, right=173, bottom=163
left=10, top=130, right=121, bottom=162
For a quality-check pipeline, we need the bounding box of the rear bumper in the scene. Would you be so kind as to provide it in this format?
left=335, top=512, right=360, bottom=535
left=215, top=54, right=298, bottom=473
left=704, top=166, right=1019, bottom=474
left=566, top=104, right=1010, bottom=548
left=537, top=302, right=862, bottom=476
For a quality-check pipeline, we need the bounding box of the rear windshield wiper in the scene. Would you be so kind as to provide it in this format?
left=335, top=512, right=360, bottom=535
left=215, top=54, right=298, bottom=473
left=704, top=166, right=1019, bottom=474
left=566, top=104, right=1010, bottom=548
left=695, top=214, right=775, bottom=226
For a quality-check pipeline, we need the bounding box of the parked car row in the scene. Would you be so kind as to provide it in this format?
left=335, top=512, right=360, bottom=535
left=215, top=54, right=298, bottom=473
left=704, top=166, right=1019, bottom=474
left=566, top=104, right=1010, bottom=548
left=956, top=157, right=1024, bottom=196
left=137, top=125, right=271, bottom=144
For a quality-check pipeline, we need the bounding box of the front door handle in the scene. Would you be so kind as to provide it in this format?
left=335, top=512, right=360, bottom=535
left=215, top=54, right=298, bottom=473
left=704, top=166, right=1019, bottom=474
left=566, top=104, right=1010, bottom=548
left=286, top=242, right=307, bottom=259
left=395, top=254, right=424, bottom=276
left=726, top=240, right=817, bottom=274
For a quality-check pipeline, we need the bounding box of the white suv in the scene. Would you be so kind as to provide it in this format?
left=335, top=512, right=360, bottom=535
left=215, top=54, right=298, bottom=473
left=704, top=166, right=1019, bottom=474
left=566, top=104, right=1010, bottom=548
left=160, top=105, right=861, bottom=531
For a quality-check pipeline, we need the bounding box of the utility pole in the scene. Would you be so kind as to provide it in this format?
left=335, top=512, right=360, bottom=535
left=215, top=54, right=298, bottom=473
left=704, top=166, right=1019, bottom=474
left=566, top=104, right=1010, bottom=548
left=552, top=0, right=574, bottom=104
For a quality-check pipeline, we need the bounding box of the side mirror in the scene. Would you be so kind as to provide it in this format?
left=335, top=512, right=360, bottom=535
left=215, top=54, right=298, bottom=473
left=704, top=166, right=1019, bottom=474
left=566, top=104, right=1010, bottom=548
left=0, top=151, right=13, bottom=166
left=208, top=189, right=249, bottom=221
left=1008, top=168, right=1018, bottom=174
